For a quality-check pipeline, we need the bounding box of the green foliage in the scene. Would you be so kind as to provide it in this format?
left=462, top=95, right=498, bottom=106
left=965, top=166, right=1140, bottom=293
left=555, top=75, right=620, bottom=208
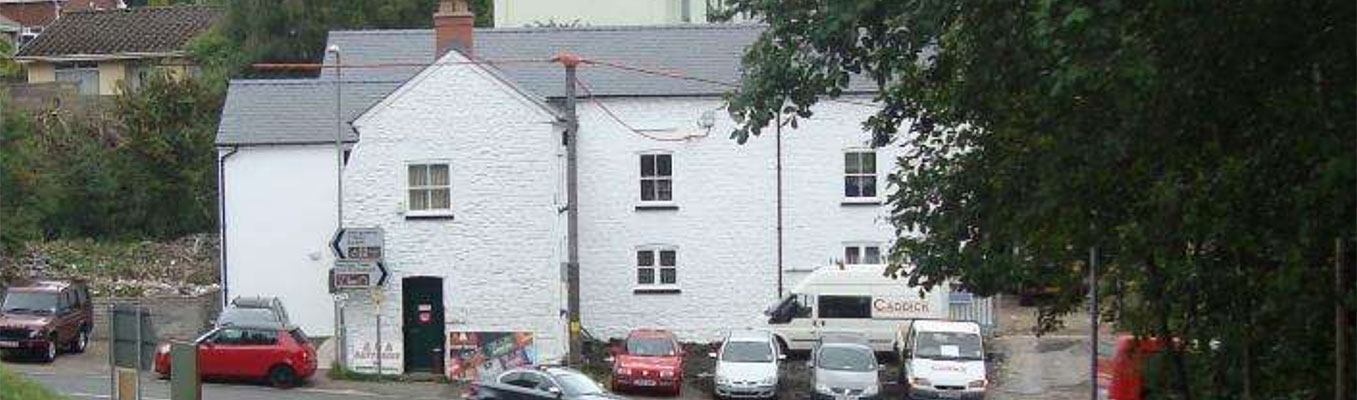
left=721, top=0, right=1355, bottom=398
left=0, top=37, right=21, bottom=81
left=0, top=363, right=67, bottom=400
left=196, top=0, right=493, bottom=78
left=0, top=73, right=222, bottom=245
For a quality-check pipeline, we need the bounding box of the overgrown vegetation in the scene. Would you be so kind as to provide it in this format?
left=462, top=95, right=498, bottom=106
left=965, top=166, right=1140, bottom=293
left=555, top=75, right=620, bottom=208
left=2, top=0, right=494, bottom=259
left=719, top=0, right=1354, bottom=399
left=0, top=363, right=67, bottom=400
left=0, top=73, right=221, bottom=250
left=194, top=0, right=492, bottom=78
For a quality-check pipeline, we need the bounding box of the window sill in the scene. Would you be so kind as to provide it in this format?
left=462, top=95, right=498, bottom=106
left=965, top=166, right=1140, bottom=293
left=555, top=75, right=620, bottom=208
left=633, top=286, right=681, bottom=295
left=405, top=211, right=455, bottom=220
left=635, top=203, right=679, bottom=211
left=841, top=198, right=883, bottom=206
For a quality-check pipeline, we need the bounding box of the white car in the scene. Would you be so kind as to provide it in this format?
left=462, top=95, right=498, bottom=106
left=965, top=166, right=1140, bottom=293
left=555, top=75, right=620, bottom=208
left=897, top=320, right=988, bottom=399
left=711, top=330, right=784, bottom=399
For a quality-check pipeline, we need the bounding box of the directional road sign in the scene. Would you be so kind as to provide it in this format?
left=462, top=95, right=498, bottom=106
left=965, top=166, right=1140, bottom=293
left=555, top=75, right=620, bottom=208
left=330, top=227, right=384, bottom=260
left=332, top=260, right=389, bottom=289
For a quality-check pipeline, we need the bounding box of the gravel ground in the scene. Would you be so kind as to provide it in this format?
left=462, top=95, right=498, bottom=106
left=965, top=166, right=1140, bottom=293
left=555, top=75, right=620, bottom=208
left=985, top=296, right=1095, bottom=400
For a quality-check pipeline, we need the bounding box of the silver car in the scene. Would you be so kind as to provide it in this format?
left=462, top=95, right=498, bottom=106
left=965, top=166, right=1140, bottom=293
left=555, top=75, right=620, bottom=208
left=809, top=333, right=882, bottom=400
left=711, top=330, right=784, bottom=399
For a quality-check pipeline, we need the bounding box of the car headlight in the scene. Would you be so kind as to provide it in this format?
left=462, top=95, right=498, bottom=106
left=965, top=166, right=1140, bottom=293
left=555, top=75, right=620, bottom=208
left=615, top=367, right=632, bottom=376
left=862, top=385, right=880, bottom=396
left=969, top=379, right=987, bottom=388
left=759, top=376, right=776, bottom=385
left=28, top=330, right=42, bottom=339
left=659, top=370, right=675, bottom=378
left=911, top=377, right=932, bottom=387
left=815, top=383, right=833, bottom=394
left=716, top=376, right=731, bottom=385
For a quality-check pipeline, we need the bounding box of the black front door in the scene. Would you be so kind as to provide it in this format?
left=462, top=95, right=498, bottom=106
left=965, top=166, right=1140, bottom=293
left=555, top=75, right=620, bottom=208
left=402, top=277, right=445, bottom=373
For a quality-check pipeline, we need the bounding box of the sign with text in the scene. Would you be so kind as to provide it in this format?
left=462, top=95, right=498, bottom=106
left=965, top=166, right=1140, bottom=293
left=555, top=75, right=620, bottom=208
left=330, top=227, right=384, bottom=260
left=446, top=331, right=537, bottom=382
left=332, top=260, right=388, bottom=289
left=349, top=340, right=401, bottom=375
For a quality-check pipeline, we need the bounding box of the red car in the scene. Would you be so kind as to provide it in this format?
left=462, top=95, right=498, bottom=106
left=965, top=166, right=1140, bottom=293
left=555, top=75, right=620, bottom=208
left=609, top=328, right=684, bottom=395
left=1097, top=333, right=1165, bottom=400
left=154, top=322, right=317, bottom=388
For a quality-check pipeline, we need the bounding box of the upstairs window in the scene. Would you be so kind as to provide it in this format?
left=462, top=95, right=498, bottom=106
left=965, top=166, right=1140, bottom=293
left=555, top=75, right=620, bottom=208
left=844, top=244, right=883, bottom=265
left=636, top=247, right=678, bottom=287
left=408, top=163, right=451, bottom=213
left=844, top=150, right=877, bottom=199
left=639, top=153, right=673, bottom=203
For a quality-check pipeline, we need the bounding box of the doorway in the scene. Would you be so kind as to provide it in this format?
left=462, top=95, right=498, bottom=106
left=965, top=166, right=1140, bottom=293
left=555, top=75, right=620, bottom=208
left=402, top=276, right=445, bottom=373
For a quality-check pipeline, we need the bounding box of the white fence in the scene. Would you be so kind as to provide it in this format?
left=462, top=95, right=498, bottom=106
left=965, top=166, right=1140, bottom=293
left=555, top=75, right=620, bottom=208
left=948, top=292, right=998, bottom=334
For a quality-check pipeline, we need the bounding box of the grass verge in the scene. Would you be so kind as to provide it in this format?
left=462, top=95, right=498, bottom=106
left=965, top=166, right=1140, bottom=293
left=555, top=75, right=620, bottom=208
left=0, top=363, right=67, bottom=400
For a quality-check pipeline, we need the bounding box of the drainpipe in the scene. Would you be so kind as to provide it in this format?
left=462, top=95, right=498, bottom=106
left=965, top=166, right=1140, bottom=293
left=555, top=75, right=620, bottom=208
left=775, top=116, right=783, bottom=298
left=216, top=146, right=239, bottom=307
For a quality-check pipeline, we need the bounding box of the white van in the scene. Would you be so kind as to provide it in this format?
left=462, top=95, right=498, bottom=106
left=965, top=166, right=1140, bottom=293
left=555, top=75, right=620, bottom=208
left=896, top=320, right=988, bottom=399
left=763, top=265, right=948, bottom=353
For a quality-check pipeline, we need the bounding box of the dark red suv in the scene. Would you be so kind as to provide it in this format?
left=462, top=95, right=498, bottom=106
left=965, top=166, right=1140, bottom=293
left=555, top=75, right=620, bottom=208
left=154, top=321, right=317, bottom=388
left=0, top=280, right=94, bottom=362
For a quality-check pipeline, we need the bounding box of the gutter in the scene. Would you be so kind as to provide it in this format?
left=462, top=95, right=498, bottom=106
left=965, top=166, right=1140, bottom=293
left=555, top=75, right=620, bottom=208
left=216, top=146, right=239, bottom=307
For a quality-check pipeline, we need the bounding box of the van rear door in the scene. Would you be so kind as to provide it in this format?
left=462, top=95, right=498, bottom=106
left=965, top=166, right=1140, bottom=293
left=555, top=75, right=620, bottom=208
left=815, top=295, right=878, bottom=347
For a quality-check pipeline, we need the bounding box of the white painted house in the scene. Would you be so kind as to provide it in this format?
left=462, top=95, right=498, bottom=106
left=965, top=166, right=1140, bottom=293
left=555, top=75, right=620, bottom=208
left=217, top=2, right=985, bottom=376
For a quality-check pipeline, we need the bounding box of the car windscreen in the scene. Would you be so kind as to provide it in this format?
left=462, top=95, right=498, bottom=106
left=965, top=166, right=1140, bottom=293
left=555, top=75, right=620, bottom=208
left=553, top=370, right=605, bottom=395
left=722, top=341, right=774, bottom=363
left=817, top=346, right=876, bottom=372
left=217, top=307, right=279, bottom=327
left=1, top=292, right=58, bottom=315
left=626, top=336, right=677, bottom=356
left=915, top=331, right=983, bottom=361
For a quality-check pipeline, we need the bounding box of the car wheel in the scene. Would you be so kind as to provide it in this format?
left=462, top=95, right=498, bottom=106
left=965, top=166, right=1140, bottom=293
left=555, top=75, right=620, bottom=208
left=70, top=328, right=89, bottom=353
left=268, top=365, right=297, bottom=389
left=40, top=337, right=58, bottom=363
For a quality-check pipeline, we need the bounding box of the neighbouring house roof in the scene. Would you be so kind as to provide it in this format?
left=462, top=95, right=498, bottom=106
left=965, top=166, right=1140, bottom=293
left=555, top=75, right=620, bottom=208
left=322, top=24, right=876, bottom=98
left=14, top=4, right=219, bottom=60
left=215, top=79, right=405, bottom=146
left=0, top=0, right=122, bottom=27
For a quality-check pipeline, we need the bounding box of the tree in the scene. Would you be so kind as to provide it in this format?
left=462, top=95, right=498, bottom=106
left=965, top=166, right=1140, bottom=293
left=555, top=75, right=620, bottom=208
left=197, top=0, right=494, bottom=78
left=718, top=1, right=1354, bottom=398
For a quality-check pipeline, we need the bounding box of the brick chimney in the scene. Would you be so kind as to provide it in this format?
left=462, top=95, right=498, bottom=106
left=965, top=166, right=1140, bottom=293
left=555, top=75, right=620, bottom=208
left=434, top=0, right=474, bottom=58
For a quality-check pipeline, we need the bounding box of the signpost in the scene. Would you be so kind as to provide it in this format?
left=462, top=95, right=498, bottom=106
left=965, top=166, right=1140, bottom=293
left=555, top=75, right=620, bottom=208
left=329, top=227, right=387, bottom=376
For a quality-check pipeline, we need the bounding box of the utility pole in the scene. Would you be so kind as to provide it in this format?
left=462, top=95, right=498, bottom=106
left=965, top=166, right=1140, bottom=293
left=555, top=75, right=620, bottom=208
left=558, top=52, right=583, bottom=366
left=1089, top=246, right=1099, bottom=400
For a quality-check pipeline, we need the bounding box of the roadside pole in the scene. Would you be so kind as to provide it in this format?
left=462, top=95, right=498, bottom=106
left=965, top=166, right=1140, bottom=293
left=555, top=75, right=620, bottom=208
left=1089, top=246, right=1098, bottom=400
left=558, top=52, right=583, bottom=366
left=375, top=289, right=382, bottom=380
left=327, top=45, right=347, bottom=370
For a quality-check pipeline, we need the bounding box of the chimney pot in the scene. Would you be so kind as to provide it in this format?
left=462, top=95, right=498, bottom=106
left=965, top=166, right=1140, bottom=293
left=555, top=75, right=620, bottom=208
left=434, top=0, right=475, bottom=59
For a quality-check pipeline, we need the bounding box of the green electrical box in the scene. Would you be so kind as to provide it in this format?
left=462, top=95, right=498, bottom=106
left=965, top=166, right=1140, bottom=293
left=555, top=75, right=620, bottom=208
left=169, top=342, right=200, bottom=400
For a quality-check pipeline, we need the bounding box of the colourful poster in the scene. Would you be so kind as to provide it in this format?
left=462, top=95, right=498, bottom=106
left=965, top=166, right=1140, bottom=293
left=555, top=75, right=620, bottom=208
left=446, top=331, right=537, bottom=382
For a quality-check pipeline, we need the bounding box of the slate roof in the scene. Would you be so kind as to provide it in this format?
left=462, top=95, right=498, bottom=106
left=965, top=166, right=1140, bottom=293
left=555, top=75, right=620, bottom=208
left=322, top=24, right=875, bottom=98
left=222, top=23, right=876, bottom=145
left=215, top=79, right=404, bottom=146
left=15, top=5, right=220, bottom=59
